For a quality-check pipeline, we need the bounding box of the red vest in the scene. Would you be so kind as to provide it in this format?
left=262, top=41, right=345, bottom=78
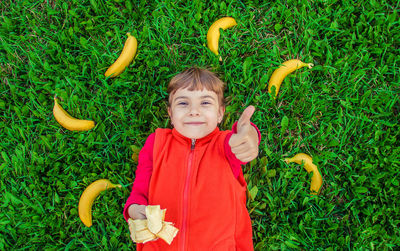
left=137, top=127, right=253, bottom=251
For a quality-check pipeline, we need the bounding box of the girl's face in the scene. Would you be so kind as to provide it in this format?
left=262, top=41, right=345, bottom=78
left=168, top=87, right=225, bottom=139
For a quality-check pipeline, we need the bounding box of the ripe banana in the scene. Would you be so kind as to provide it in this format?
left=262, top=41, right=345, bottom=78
left=78, top=179, right=122, bottom=227
left=268, top=59, right=314, bottom=98
left=53, top=96, right=95, bottom=131
left=284, top=153, right=323, bottom=195
left=105, top=32, right=138, bottom=78
left=207, top=17, right=237, bottom=61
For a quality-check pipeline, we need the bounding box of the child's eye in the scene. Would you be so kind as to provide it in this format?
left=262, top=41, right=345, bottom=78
left=177, top=102, right=188, bottom=106
left=201, top=101, right=212, bottom=105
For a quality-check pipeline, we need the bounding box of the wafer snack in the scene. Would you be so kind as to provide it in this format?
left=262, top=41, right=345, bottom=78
left=157, top=222, right=179, bottom=245
left=146, top=205, right=164, bottom=234
left=128, top=205, right=178, bottom=245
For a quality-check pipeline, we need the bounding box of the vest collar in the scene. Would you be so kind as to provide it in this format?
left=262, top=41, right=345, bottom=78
left=172, top=127, right=220, bottom=148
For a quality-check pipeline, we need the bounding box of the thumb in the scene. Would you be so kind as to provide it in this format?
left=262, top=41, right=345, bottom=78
left=237, top=105, right=255, bottom=132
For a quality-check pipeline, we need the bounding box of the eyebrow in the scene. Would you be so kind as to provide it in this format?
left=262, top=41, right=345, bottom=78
left=173, top=95, right=216, bottom=102
left=200, top=95, right=216, bottom=100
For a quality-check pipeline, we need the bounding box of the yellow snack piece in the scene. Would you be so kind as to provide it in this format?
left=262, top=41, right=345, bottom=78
left=157, top=222, right=179, bottom=245
left=128, top=205, right=179, bottom=245
left=146, top=205, right=163, bottom=234
left=128, top=219, right=156, bottom=243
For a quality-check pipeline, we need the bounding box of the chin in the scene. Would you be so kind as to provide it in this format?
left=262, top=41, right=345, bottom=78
left=185, top=134, right=205, bottom=139
left=182, top=131, right=209, bottom=139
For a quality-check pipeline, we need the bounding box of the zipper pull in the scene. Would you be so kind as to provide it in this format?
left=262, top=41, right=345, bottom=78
left=191, top=139, right=196, bottom=150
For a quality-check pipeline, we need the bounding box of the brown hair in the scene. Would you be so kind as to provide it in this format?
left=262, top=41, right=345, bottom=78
left=167, top=67, right=225, bottom=107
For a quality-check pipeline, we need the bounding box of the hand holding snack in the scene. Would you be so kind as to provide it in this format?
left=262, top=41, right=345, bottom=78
left=128, top=205, right=179, bottom=245
left=128, top=204, right=147, bottom=220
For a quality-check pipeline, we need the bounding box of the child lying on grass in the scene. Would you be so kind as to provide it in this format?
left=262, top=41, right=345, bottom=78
left=124, top=67, right=261, bottom=250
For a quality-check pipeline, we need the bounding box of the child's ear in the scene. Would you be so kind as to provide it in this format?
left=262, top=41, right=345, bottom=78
left=218, top=106, right=225, bottom=123
left=168, top=106, right=172, bottom=118
left=168, top=107, right=173, bottom=126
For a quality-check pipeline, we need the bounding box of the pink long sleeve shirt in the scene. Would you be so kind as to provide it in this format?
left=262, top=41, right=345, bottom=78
left=123, top=122, right=261, bottom=220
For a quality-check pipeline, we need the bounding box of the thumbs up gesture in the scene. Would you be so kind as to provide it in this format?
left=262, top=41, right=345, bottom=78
left=229, top=106, right=259, bottom=163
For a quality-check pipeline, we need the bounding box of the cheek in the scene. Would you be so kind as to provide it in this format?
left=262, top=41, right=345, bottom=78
left=209, top=108, right=221, bottom=123
left=170, top=108, right=184, bottom=121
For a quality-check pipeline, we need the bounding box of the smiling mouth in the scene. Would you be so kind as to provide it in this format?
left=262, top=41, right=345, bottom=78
left=185, top=122, right=205, bottom=125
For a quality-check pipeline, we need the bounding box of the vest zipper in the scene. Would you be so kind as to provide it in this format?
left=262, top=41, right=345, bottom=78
left=180, top=139, right=195, bottom=251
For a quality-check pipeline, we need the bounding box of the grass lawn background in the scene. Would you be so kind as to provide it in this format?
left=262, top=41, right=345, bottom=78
left=1, top=0, right=399, bottom=249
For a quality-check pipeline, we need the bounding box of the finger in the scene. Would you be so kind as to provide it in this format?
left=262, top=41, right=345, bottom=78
left=241, top=156, right=256, bottom=163
left=134, top=211, right=147, bottom=220
left=229, top=134, right=244, bottom=148
left=231, top=139, right=258, bottom=153
left=229, top=134, right=253, bottom=148
left=234, top=153, right=253, bottom=163
left=236, top=149, right=258, bottom=159
left=231, top=142, right=251, bottom=154
left=130, top=205, right=147, bottom=220
left=235, top=151, right=258, bottom=163
left=237, top=105, right=255, bottom=130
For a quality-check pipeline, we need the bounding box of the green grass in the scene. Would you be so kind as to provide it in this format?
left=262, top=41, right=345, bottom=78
left=1, top=0, right=399, bottom=249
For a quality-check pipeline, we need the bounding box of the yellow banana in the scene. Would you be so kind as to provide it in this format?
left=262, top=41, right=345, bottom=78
left=53, top=96, right=95, bottom=131
left=268, top=59, right=314, bottom=98
left=206, top=17, right=237, bottom=61
left=105, top=33, right=138, bottom=78
left=78, top=179, right=122, bottom=227
left=284, top=153, right=323, bottom=195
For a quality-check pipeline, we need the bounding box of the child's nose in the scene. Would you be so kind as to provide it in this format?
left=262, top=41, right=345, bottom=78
left=189, top=105, right=200, bottom=116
